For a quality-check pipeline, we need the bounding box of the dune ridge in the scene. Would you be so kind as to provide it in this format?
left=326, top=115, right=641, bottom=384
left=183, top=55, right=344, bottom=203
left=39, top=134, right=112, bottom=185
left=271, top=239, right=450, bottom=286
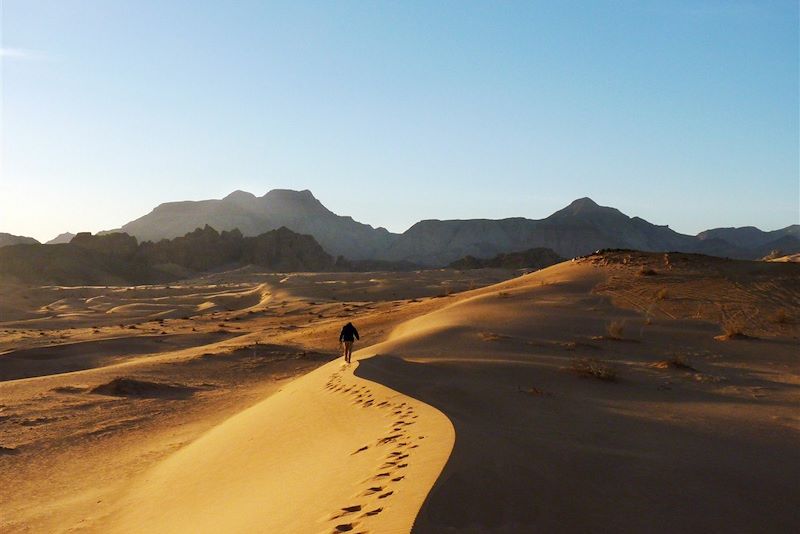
left=98, top=357, right=454, bottom=534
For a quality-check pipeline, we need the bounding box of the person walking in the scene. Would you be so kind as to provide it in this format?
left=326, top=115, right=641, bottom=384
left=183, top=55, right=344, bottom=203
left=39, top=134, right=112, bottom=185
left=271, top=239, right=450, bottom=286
left=339, top=322, right=359, bottom=363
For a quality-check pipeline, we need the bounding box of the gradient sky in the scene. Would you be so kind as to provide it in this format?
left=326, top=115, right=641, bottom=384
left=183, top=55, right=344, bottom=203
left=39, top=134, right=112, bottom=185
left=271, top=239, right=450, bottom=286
left=1, top=1, right=797, bottom=242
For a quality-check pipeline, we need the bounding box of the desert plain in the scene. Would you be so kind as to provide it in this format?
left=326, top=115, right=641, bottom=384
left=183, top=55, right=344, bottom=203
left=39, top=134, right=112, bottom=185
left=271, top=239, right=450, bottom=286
left=1, top=251, right=798, bottom=533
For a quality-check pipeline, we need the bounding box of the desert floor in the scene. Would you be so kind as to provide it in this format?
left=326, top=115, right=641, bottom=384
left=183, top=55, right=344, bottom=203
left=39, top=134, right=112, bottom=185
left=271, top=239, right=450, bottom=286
left=1, top=253, right=798, bottom=533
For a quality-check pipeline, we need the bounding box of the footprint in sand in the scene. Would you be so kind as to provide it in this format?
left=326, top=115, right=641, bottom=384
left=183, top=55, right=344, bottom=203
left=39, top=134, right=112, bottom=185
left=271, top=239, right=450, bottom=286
left=330, top=505, right=363, bottom=519
left=362, top=486, right=383, bottom=496
left=362, top=507, right=382, bottom=517
left=333, top=522, right=356, bottom=532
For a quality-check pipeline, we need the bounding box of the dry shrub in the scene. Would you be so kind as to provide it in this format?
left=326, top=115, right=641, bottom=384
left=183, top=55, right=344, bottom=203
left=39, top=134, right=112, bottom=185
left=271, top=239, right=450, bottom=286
left=480, top=331, right=511, bottom=342
left=770, top=308, right=791, bottom=324
left=652, top=355, right=696, bottom=371
left=498, top=291, right=511, bottom=298
left=722, top=320, right=748, bottom=338
left=656, top=287, right=669, bottom=300
left=607, top=320, right=625, bottom=340
left=638, top=267, right=658, bottom=276
left=570, top=358, right=617, bottom=381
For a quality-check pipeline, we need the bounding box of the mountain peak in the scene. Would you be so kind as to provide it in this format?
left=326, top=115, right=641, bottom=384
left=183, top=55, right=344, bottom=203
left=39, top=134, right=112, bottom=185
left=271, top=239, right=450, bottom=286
left=223, top=190, right=257, bottom=202
left=567, top=197, right=600, bottom=211
left=262, top=188, right=317, bottom=201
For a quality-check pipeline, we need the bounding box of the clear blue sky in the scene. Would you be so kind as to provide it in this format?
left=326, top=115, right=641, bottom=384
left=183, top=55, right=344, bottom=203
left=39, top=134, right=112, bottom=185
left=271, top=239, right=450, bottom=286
left=1, top=0, right=797, bottom=242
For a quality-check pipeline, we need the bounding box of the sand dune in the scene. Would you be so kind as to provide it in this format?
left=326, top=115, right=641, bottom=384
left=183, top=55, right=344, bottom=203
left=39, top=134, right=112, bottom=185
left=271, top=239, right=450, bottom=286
left=0, top=268, right=508, bottom=532
left=99, top=360, right=453, bottom=534
left=1, top=255, right=798, bottom=532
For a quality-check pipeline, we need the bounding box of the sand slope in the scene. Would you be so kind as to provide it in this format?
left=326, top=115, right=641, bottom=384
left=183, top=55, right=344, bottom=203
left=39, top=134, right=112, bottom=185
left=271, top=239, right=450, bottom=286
left=99, top=358, right=453, bottom=534
left=354, top=255, right=800, bottom=532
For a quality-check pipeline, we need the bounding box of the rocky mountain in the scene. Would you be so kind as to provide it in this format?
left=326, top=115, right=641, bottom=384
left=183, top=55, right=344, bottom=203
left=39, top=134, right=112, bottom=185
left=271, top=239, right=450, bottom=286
left=46, top=232, right=76, bottom=244
left=116, top=189, right=394, bottom=261
left=111, top=189, right=799, bottom=266
left=697, top=225, right=799, bottom=247
left=448, top=248, right=565, bottom=270
left=380, top=198, right=699, bottom=265
left=0, top=233, right=39, bottom=248
left=697, top=225, right=800, bottom=259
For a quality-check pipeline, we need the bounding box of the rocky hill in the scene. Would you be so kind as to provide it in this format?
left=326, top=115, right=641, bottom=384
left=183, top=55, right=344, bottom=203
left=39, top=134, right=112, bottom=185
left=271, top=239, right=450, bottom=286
left=45, top=232, right=76, bottom=244
left=0, top=233, right=39, bottom=248
left=381, top=198, right=693, bottom=265
left=116, top=189, right=394, bottom=260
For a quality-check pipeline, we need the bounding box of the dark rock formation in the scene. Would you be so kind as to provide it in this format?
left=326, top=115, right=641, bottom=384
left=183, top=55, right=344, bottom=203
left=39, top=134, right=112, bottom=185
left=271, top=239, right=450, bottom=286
left=0, top=226, right=335, bottom=285
left=448, top=248, right=564, bottom=270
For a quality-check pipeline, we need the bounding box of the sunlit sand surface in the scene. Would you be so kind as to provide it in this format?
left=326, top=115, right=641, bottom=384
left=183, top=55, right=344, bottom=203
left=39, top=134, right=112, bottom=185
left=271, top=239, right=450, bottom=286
left=1, top=254, right=798, bottom=532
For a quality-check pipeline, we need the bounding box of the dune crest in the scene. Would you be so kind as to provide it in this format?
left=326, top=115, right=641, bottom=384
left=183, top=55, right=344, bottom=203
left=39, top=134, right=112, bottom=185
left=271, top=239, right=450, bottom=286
left=98, top=357, right=454, bottom=533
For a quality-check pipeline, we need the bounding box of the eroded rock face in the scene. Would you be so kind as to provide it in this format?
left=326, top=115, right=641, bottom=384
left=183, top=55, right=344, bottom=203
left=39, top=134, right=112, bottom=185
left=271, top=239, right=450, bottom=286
left=0, top=225, right=336, bottom=285
left=71, top=232, right=139, bottom=259
left=242, top=226, right=335, bottom=271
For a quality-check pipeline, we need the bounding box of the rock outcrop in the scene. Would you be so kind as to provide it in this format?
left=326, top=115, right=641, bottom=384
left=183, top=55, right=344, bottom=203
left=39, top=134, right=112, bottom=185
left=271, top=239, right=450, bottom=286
left=448, top=247, right=564, bottom=270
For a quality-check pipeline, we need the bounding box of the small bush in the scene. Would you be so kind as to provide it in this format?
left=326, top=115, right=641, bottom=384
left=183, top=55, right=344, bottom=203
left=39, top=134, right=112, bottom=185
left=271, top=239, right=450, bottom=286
left=570, top=358, right=617, bottom=381
left=638, top=268, right=658, bottom=276
left=607, top=320, right=625, bottom=340
left=723, top=321, right=746, bottom=337
left=770, top=308, right=791, bottom=324
left=656, top=287, right=669, bottom=300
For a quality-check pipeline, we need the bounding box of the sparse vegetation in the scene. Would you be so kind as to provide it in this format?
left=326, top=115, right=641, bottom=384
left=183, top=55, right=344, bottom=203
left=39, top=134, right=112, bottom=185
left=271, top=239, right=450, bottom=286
left=638, top=267, right=658, bottom=276
left=770, top=308, right=791, bottom=324
left=479, top=331, right=511, bottom=342
left=721, top=320, right=748, bottom=339
left=653, top=355, right=696, bottom=371
left=606, top=320, right=625, bottom=340
left=570, top=358, right=617, bottom=381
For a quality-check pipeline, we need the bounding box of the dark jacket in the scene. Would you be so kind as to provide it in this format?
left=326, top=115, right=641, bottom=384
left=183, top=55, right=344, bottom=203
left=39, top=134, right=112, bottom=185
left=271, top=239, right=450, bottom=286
left=339, top=323, right=359, bottom=342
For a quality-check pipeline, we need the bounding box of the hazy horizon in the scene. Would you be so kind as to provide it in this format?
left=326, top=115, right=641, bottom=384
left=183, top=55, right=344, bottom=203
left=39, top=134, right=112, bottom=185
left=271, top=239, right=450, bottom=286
left=1, top=1, right=798, bottom=242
